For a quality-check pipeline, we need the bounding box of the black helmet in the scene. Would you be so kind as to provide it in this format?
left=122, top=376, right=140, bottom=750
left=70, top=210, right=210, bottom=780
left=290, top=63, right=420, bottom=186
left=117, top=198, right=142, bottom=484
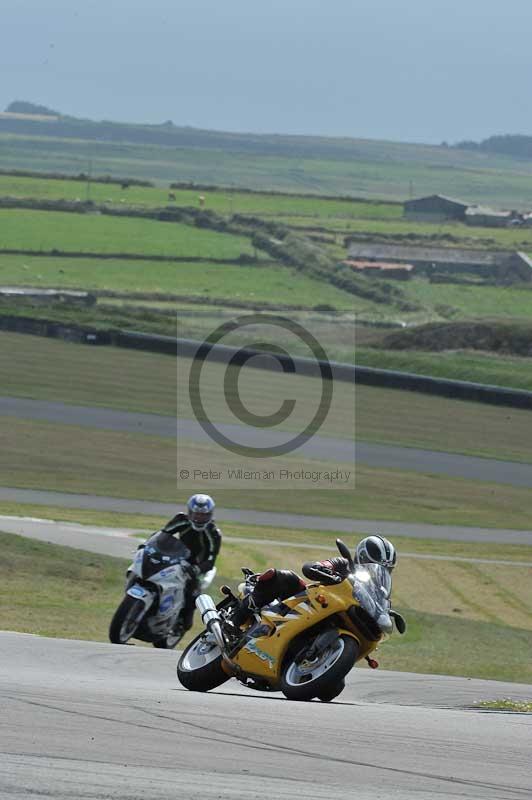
left=187, top=493, right=215, bottom=531
left=355, top=535, right=396, bottom=569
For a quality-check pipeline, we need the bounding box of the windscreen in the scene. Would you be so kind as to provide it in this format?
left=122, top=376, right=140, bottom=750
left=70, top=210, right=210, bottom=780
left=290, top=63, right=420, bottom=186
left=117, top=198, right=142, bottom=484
left=350, top=564, right=392, bottom=620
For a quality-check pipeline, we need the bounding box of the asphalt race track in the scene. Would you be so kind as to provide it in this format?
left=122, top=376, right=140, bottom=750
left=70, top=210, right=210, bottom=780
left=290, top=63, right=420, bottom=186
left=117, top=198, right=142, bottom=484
left=3, top=486, right=532, bottom=545
left=3, top=516, right=532, bottom=567
left=3, top=395, right=532, bottom=487
left=1, top=632, right=531, bottom=800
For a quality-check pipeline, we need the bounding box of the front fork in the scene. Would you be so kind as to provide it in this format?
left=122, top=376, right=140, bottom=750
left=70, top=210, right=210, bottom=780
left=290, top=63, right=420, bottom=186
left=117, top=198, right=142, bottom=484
left=196, top=594, right=226, bottom=653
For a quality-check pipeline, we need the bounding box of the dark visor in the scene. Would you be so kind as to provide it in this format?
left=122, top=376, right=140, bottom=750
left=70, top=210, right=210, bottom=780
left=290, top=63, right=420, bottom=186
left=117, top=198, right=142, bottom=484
left=190, top=510, right=211, bottom=523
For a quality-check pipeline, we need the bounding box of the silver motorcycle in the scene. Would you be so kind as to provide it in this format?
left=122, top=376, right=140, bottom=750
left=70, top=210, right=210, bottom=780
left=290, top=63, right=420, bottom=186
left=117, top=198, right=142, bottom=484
left=109, top=529, right=216, bottom=649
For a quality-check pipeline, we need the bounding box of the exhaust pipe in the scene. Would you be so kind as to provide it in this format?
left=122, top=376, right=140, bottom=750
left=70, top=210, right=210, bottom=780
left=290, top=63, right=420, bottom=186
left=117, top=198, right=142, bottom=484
left=196, top=594, right=226, bottom=653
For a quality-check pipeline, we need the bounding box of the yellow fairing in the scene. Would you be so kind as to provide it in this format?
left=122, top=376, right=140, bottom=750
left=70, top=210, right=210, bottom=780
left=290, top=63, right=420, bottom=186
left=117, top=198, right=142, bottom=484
left=232, top=582, right=374, bottom=686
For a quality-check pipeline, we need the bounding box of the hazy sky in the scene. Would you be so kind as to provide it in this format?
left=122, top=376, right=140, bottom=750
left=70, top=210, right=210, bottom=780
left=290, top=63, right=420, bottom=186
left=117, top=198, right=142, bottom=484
left=3, top=0, right=532, bottom=143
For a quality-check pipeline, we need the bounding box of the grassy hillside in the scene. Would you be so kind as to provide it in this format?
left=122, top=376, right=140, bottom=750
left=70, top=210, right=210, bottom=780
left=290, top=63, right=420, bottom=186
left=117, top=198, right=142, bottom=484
left=5, top=129, right=532, bottom=205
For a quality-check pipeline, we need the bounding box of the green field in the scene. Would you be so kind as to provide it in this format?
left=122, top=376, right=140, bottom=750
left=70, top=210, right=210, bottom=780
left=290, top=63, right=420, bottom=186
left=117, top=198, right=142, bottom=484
left=1, top=529, right=530, bottom=681
left=0, top=173, right=402, bottom=220
left=0, top=253, right=361, bottom=311
left=0, top=209, right=256, bottom=259
left=398, top=279, right=532, bottom=320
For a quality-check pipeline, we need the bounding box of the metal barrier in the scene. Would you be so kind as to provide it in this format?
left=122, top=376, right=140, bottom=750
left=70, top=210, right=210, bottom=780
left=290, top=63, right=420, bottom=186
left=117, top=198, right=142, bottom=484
left=2, top=314, right=531, bottom=410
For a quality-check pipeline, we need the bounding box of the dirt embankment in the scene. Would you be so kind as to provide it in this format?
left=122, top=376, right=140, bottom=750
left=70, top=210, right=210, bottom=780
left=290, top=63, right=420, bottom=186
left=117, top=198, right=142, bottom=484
left=380, top=320, right=532, bottom=356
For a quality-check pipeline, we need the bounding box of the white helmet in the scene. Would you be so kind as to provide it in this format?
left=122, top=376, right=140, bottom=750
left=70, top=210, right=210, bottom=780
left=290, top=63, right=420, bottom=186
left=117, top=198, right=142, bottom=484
left=355, top=535, right=396, bottom=569
left=186, top=494, right=215, bottom=531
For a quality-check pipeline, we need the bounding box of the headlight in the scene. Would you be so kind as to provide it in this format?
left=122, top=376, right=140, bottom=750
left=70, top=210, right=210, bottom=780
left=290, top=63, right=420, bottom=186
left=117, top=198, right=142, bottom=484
left=131, top=548, right=144, bottom=577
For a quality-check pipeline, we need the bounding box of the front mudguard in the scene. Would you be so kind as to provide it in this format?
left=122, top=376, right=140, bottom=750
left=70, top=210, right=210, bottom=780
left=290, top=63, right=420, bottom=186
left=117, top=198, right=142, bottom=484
left=126, top=584, right=156, bottom=619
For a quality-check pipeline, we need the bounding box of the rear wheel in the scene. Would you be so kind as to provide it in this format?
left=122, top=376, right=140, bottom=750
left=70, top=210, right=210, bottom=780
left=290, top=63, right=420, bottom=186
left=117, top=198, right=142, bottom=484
left=109, top=596, right=145, bottom=644
left=281, top=634, right=358, bottom=702
left=177, top=631, right=230, bottom=692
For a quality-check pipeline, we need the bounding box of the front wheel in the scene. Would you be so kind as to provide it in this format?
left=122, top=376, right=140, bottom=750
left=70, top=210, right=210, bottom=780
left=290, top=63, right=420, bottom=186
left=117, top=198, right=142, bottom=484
left=281, top=634, right=358, bottom=702
left=153, top=625, right=186, bottom=650
left=177, top=631, right=230, bottom=692
left=109, top=595, right=146, bottom=644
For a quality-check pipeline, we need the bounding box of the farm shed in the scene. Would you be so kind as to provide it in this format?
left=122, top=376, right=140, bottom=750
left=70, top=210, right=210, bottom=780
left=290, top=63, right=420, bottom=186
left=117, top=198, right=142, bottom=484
left=346, top=242, right=532, bottom=283
left=504, top=252, right=532, bottom=282
left=403, top=194, right=468, bottom=222
left=341, top=259, right=414, bottom=280
left=465, top=206, right=515, bottom=227
left=346, top=242, right=516, bottom=280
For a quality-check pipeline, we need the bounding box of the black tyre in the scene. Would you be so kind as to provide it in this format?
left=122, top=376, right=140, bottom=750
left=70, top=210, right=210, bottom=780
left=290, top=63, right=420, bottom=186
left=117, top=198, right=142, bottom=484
left=281, top=634, right=358, bottom=702
left=177, top=631, right=230, bottom=692
left=109, top=596, right=146, bottom=644
left=153, top=631, right=185, bottom=650
left=317, top=680, right=345, bottom=703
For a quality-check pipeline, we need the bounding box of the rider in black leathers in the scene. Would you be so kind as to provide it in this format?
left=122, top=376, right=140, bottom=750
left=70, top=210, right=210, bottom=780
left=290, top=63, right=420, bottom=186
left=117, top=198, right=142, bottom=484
left=159, top=493, right=221, bottom=633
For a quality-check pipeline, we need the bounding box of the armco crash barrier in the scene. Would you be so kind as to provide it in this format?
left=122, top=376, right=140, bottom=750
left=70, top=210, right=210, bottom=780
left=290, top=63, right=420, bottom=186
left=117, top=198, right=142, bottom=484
left=1, top=314, right=532, bottom=410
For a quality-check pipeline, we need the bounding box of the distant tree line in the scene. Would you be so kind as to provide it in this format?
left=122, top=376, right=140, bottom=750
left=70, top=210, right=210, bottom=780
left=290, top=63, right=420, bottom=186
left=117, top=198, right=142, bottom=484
left=0, top=101, right=424, bottom=161
left=454, top=134, right=532, bottom=160
left=6, top=100, right=61, bottom=116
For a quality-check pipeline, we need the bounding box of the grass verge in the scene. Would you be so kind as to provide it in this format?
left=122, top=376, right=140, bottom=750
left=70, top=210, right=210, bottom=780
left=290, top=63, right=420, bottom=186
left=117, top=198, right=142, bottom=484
left=2, top=502, right=532, bottom=562
left=2, top=415, right=532, bottom=527
left=476, top=700, right=532, bottom=712
left=381, top=611, right=532, bottom=683
left=2, top=333, right=532, bottom=463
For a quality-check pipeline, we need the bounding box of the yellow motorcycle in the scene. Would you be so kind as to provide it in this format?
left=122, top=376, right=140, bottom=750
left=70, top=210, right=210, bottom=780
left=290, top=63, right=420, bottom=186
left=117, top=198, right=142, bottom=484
left=177, top=540, right=406, bottom=702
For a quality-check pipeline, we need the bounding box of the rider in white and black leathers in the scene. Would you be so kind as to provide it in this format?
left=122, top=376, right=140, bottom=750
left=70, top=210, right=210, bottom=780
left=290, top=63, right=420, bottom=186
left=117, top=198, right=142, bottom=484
left=303, top=535, right=397, bottom=585
left=161, top=494, right=221, bottom=633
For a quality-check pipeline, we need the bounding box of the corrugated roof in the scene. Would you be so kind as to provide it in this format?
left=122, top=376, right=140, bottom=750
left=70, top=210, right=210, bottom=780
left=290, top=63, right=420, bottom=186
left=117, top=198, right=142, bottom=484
left=465, top=206, right=512, bottom=218
left=404, top=194, right=469, bottom=209
left=347, top=242, right=507, bottom=265
left=512, top=252, right=532, bottom=268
